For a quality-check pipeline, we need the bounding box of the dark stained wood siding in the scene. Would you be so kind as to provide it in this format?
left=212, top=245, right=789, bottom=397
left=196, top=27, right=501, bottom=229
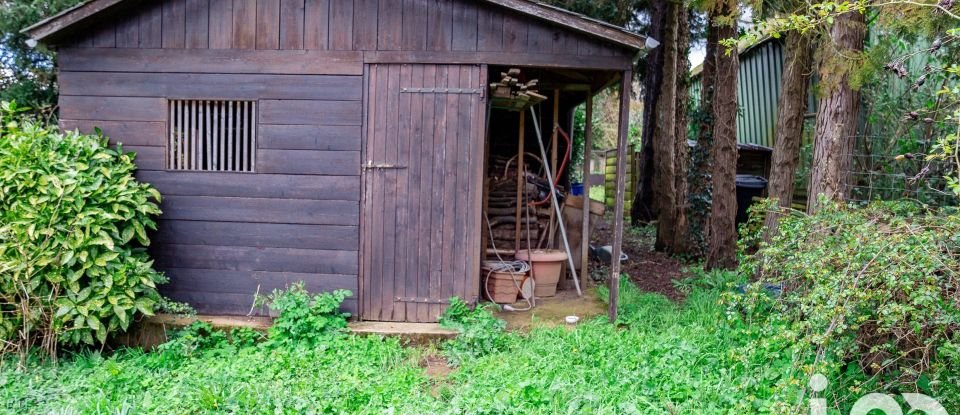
left=65, top=0, right=633, bottom=66
left=55, top=0, right=631, bottom=319
left=58, top=50, right=363, bottom=316
left=361, top=63, right=485, bottom=322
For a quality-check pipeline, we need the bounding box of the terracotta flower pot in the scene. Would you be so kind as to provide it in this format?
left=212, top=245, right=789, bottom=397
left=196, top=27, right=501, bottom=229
left=515, top=249, right=568, bottom=297
left=483, top=270, right=523, bottom=304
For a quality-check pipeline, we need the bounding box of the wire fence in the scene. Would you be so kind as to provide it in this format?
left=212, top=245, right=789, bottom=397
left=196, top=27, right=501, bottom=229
left=842, top=135, right=958, bottom=207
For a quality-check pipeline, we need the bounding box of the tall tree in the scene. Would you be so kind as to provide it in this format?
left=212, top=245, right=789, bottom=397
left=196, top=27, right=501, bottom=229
left=670, top=9, right=692, bottom=252
left=633, top=0, right=669, bottom=224
left=707, top=0, right=740, bottom=269
left=686, top=17, right=719, bottom=258
left=653, top=1, right=681, bottom=251
left=764, top=31, right=814, bottom=237
left=807, top=9, right=867, bottom=213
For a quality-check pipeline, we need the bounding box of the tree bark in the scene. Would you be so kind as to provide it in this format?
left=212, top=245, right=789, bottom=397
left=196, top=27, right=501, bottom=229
left=653, top=1, right=680, bottom=251
left=808, top=10, right=866, bottom=213
left=685, top=18, right=718, bottom=259
left=631, top=0, right=667, bottom=225
left=707, top=0, right=740, bottom=270
left=764, top=32, right=813, bottom=238
left=671, top=9, right=691, bottom=253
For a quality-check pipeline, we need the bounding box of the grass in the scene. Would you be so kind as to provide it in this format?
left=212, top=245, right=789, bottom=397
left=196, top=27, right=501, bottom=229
left=0, top=281, right=803, bottom=415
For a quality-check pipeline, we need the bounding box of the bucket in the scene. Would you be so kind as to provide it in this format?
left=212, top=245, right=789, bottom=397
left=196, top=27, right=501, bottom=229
left=483, top=270, right=523, bottom=304
left=571, top=183, right=584, bottom=196
left=514, top=249, right=567, bottom=297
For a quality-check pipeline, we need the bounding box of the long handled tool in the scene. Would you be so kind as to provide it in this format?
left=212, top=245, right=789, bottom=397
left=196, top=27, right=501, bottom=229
left=528, top=106, right=582, bottom=297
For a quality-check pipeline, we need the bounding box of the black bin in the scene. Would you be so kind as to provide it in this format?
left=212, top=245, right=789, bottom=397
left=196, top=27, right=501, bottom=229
left=735, top=175, right=768, bottom=225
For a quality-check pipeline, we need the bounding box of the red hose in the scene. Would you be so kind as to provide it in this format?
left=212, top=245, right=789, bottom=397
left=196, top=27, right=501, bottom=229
left=529, top=126, right=571, bottom=206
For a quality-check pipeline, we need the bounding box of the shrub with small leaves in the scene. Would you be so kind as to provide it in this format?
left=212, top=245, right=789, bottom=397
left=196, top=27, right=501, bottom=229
left=0, top=102, right=165, bottom=357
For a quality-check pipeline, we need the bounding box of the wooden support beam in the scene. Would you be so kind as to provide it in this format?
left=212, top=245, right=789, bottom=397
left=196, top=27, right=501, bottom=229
left=609, top=70, right=632, bottom=322
left=515, top=111, right=526, bottom=252
left=548, top=89, right=560, bottom=248
left=580, top=90, right=593, bottom=291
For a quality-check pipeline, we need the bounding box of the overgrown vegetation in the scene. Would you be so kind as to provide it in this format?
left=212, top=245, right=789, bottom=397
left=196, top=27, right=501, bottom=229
left=0, top=103, right=165, bottom=361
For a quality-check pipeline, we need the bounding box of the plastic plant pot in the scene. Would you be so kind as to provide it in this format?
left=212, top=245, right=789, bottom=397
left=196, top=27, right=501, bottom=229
left=514, top=249, right=568, bottom=297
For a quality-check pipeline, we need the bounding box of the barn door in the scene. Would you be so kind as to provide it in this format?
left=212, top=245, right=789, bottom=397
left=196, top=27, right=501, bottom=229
left=361, top=64, right=486, bottom=323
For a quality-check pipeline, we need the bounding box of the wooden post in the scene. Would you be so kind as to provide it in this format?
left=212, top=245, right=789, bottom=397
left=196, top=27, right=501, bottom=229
left=609, top=70, right=632, bottom=322
left=580, top=90, right=593, bottom=291
left=515, top=111, right=526, bottom=252
left=548, top=89, right=560, bottom=246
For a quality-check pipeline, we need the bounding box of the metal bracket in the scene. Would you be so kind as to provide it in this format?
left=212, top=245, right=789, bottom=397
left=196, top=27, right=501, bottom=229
left=394, top=297, right=450, bottom=304
left=400, top=87, right=483, bottom=94
left=363, top=160, right=407, bottom=170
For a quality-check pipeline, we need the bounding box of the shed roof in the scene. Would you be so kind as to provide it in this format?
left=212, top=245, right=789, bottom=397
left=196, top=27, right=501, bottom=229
left=24, top=0, right=653, bottom=52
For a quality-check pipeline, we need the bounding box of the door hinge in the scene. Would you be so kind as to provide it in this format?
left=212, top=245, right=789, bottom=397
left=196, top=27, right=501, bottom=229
left=363, top=161, right=407, bottom=170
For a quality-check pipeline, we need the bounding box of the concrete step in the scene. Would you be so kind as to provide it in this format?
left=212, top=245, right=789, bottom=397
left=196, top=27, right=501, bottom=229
left=349, top=322, right=458, bottom=346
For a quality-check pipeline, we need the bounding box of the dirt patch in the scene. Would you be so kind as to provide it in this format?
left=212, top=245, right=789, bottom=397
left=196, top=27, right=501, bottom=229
left=590, top=215, right=685, bottom=302
left=493, top=287, right=607, bottom=331
left=421, top=355, right=453, bottom=380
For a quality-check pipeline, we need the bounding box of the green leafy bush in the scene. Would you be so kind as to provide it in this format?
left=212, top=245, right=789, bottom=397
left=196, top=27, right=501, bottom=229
left=439, top=297, right=509, bottom=365
left=729, top=200, right=960, bottom=412
left=0, top=102, right=165, bottom=356
left=261, top=282, right=351, bottom=347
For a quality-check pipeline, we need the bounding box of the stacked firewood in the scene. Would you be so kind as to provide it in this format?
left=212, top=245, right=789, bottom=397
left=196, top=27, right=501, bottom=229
left=489, top=68, right=547, bottom=105
left=486, top=155, right=552, bottom=252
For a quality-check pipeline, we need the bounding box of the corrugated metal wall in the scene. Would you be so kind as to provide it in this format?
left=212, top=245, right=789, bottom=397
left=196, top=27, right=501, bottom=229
left=690, top=38, right=785, bottom=147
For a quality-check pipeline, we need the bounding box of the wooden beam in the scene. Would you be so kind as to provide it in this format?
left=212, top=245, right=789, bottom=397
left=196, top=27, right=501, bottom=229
left=515, top=111, right=526, bottom=252
left=547, top=89, right=560, bottom=247
left=363, top=51, right=633, bottom=71
left=580, top=90, right=593, bottom=292
left=608, top=69, right=632, bottom=322
left=59, top=48, right=364, bottom=75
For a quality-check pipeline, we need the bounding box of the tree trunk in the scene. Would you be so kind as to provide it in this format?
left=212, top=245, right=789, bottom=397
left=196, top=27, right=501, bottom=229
left=808, top=10, right=866, bottom=213
left=631, top=0, right=667, bottom=225
left=685, top=18, right=718, bottom=259
left=764, top=32, right=813, bottom=239
left=671, top=9, right=691, bottom=253
left=653, top=1, right=680, bottom=251
left=707, top=0, right=740, bottom=270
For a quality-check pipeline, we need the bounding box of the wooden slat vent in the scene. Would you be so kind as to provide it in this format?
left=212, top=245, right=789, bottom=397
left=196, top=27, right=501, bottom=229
left=168, top=100, right=256, bottom=172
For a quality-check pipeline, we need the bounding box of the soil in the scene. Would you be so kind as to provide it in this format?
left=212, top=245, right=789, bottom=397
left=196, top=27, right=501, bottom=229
left=494, top=287, right=607, bottom=331
left=590, top=214, right=686, bottom=302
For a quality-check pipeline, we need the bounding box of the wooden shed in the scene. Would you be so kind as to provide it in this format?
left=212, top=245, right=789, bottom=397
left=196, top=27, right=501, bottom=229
left=26, top=0, right=649, bottom=323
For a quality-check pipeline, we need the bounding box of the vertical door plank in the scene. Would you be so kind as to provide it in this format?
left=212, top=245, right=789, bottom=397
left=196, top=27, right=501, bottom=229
left=394, top=64, right=412, bottom=322
left=162, top=0, right=186, bottom=48
left=403, top=64, right=425, bottom=321
left=415, top=64, right=436, bottom=322
left=139, top=1, right=163, bottom=48
left=476, top=5, right=502, bottom=52
left=426, top=0, right=452, bottom=51
left=256, top=0, right=281, bottom=49
left=440, top=66, right=461, bottom=308
left=401, top=0, right=427, bottom=51
left=463, top=65, right=482, bottom=302
left=278, top=0, right=305, bottom=49
left=451, top=1, right=477, bottom=51
left=209, top=0, right=234, bottom=48
left=353, top=0, right=378, bottom=50
left=376, top=0, right=401, bottom=51
left=367, top=65, right=384, bottom=320
left=116, top=12, right=140, bottom=47
left=426, top=65, right=449, bottom=319
left=380, top=65, right=400, bottom=321
left=304, top=0, right=329, bottom=50
left=233, top=0, right=257, bottom=49
left=329, top=0, right=354, bottom=50
left=185, top=0, right=210, bottom=48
